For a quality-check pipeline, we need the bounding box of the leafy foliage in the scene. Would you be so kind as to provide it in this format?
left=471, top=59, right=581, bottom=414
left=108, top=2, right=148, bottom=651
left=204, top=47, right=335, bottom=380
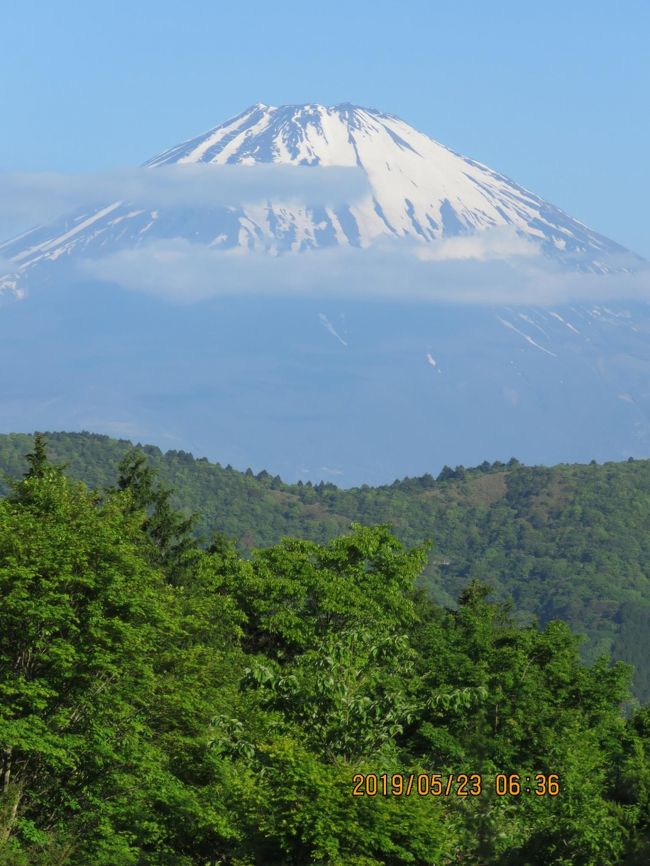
left=0, top=436, right=648, bottom=863
left=1, top=432, right=649, bottom=698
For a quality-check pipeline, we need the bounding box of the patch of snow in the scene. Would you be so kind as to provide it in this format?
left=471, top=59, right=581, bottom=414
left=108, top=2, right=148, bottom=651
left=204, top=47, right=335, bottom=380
left=518, top=312, right=550, bottom=338
left=319, top=313, right=348, bottom=346
left=320, top=466, right=344, bottom=476
left=496, top=316, right=557, bottom=357
left=548, top=310, right=581, bottom=334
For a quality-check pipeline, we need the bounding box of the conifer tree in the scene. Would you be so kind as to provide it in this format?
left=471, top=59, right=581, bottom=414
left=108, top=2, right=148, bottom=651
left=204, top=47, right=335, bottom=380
left=117, top=448, right=197, bottom=581
left=23, top=432, right=49, bottom=479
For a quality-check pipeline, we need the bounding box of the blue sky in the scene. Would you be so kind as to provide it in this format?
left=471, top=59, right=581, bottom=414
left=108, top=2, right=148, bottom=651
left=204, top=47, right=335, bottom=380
left=2, top=0, right=649, bottom=256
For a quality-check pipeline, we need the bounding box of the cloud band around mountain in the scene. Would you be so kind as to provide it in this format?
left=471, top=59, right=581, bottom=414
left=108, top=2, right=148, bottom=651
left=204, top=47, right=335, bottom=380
left=0, top=165, right=371, bottom=238
left=79, top=232, right=650, bottom=306
left=1, top=162, right=647, bottom=308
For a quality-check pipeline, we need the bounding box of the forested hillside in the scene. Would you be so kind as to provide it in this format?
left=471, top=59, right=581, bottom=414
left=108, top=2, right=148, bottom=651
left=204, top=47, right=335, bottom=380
left=1, top=437, right=649, bottom=865
left=1, top=432, right=649, bottom=701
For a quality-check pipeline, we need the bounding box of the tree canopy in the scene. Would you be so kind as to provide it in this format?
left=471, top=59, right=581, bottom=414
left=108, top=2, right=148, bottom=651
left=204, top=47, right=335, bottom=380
left=0, top=438, right=649, bottom=863
left=1, top=432, right=649, bottom=699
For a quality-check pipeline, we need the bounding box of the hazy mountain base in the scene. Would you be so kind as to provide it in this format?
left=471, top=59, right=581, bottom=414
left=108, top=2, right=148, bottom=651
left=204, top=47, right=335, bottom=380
left=0, top=431, right=649, bottom=702
left=2, top=279, right=650, bottom=486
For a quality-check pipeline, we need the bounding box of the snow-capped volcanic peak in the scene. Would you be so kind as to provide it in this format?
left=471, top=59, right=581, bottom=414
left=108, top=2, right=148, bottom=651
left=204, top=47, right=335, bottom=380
left=144, top=102, right=622, bottom=255
left=0, top=103, right=631, bottom=292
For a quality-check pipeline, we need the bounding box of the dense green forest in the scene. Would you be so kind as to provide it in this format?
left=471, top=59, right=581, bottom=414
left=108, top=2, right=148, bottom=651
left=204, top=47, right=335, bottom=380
left=1, top=435, right=649, bottom=864
left=1, top=432, right=649, bottom=702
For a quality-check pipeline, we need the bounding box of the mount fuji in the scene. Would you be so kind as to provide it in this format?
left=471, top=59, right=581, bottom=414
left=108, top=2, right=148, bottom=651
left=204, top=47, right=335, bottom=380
left=0, top=103, right=636, bottom=289
left=0, top=103, right=649, bottom=483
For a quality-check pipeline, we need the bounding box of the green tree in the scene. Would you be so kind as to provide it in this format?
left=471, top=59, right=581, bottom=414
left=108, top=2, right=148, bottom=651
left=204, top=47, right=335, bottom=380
left=23, top=433, right=49, bottom=480
left=117, top=450, right=197, bottom=582
left=0, top=443, right=244, bottom=864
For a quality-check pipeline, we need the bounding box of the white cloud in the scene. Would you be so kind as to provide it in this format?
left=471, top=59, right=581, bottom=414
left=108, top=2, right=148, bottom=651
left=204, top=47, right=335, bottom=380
left=0, top=164, right=370, bottom=237
left=416, top=227, right=540, bottom=262
left=2, top=164, right=647, bottom=309
left=78, top=232, right=650, bottom=307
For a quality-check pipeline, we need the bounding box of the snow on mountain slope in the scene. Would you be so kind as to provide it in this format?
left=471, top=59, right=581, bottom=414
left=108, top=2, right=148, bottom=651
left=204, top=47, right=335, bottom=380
left=0, top=103, right=632, bottom=294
